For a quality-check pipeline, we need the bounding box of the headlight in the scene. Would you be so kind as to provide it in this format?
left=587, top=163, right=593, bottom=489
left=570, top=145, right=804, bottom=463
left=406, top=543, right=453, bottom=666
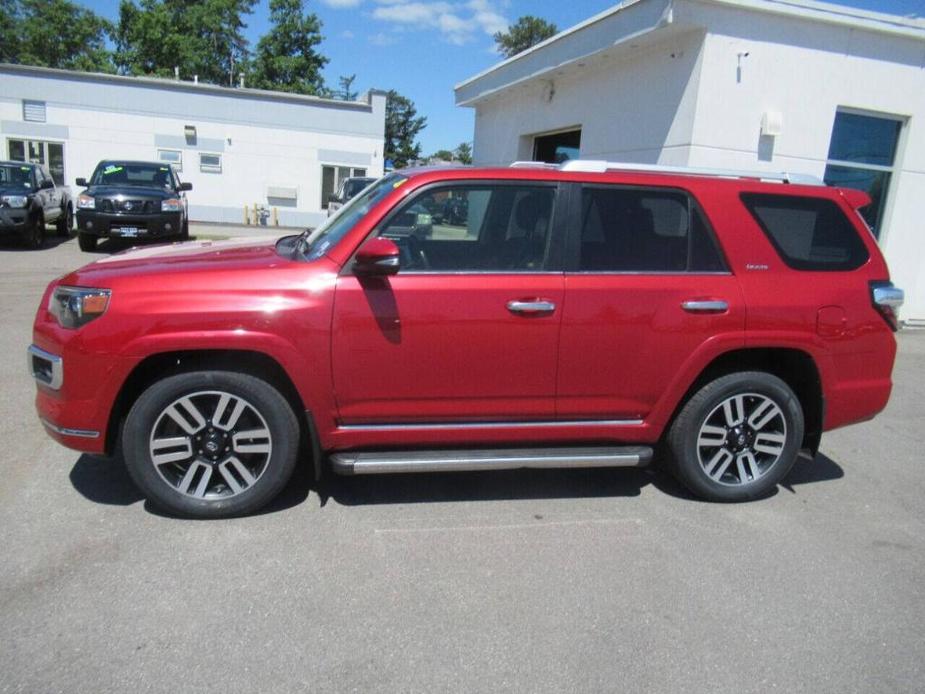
left=48, top=286, right=111, bottom=329
left=161, top=198, right=182, bottom=212
left=1, top=194, right=28, bottom=208
left=76, top=194, right=95, bottom=210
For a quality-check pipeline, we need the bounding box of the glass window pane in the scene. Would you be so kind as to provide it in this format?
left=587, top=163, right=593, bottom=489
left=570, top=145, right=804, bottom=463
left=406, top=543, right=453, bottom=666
left=27, top=141, right=45, bottom=165
left=48, top=143, right=64, bottom=184
left=380, top=185, right=555, bottom=271
left=352, top=168, right=367, bottom=177
left=8, top=140, right=25, bottom=161
left=741, top=193, right=869, bottom=270
left=578, top=187, right=690, bottom=272
left=321, top=166, right=335, bottom=208
left=827, top=112, right=901, bottom=167
left=823, top=164, right=890, bottom=238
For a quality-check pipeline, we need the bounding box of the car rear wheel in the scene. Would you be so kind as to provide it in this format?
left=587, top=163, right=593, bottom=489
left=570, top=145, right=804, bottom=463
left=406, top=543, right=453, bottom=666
left=667, top=371, right=804, bottom=501
left=122, top=371, right=300, bottom=518
left=77, top=232, right=97, bottom=252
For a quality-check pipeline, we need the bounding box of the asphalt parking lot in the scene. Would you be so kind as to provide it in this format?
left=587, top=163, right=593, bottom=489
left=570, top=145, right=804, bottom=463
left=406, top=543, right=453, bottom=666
left=2, top=230, right=924, bottom=694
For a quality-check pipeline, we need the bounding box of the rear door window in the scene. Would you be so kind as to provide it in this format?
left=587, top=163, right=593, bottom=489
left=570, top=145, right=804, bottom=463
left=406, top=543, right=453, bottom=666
left=741, top=193, right=869, bottom=271
left=576, top=186, right=726, bottom=272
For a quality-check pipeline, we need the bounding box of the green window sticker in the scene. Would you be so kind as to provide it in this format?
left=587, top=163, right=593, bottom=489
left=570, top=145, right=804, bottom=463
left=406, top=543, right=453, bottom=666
left=103, top=165, right=123, bottom=174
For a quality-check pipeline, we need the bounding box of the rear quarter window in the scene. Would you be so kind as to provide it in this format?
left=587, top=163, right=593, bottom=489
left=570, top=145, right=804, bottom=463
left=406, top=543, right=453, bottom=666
left=741, top=193, right=869, bottom=271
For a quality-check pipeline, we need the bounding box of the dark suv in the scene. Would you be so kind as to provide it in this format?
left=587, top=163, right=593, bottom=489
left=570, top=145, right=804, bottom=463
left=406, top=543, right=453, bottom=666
left=75, top=160, right=192, bottom=251
left=30, top=161, right=903, bottom=518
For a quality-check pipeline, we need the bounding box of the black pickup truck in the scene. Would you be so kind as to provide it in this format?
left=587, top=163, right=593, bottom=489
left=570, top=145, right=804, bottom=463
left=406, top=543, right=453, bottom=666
left=0, top=160, right=73, bottom=249
left=75, top=160, right=192, bottom=252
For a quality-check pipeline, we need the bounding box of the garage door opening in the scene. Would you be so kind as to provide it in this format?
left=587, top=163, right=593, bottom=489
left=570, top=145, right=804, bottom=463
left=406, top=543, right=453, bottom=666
left=533, top=129, right=581, bottom=164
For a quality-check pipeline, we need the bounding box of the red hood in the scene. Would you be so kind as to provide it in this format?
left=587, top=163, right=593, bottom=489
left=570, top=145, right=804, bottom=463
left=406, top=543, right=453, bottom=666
left=61, top=237, right=296, bottom=286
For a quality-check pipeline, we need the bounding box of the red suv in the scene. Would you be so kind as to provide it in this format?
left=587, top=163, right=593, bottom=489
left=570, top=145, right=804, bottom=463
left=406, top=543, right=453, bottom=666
left=29, top=162, right=904, bottom=518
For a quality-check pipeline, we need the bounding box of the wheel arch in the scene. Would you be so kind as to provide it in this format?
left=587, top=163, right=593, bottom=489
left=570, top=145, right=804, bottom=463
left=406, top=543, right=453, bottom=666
left=666, top=347, right=823, bottom=454
left=106, top=349, right=322, bottom=479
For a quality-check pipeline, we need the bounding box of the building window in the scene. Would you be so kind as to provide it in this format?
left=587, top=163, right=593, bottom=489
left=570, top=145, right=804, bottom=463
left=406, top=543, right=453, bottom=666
left=823, top=110, right=902, bottom=239
left=22, top=100, right=46, bottom=123
left=533, top=129, right=581, bottom=164
left=158, top=149, right=183, bottom=172
left=321, top=165, right=368, bottom=209
left=7, top=138, right=64, bottom=184
left=199, top=152, right=222, bottom=173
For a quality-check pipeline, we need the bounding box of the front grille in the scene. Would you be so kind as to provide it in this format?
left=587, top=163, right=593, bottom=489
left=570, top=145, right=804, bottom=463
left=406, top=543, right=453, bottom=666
left=96, top=198, right=156, bottom=214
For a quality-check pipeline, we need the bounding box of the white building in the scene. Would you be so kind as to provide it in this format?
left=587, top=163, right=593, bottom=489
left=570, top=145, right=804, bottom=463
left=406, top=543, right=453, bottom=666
left=455, top=0, right=925, bottom=322
left=1, top=64, right=386, bottom=228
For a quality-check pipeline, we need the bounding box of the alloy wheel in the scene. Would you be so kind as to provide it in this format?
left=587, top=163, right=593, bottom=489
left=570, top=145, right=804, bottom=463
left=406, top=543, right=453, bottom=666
left=148, top=390, right=273, bottom=499
left=696, top=392, right=788, bottom=486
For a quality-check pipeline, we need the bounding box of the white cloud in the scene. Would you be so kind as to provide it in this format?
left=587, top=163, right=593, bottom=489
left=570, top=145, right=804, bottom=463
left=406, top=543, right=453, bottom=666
left=340, top=29, right=356, bottom=39
left=319, top=0, right=363, bottom=7
left=369, top=32, right=400, bottom=46
left=371, top=0, right=508, bottom=45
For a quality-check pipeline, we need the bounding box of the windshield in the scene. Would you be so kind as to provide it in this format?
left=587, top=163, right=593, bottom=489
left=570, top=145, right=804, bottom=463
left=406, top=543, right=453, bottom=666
left=91, top=162, right=175, bottom=188
left=0, top=165, right=33, bottom=190
left=303, top=174, right=405, bottom=260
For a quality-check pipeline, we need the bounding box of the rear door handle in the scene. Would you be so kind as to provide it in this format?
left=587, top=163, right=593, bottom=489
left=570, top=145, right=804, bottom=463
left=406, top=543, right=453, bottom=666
left=681, top=299, right=729, bottom=313
left=507, top=299, right=557, bottom=315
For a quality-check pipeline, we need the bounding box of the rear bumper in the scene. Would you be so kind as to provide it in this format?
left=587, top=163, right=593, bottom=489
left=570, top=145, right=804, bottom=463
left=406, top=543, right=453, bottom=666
left=822, top=339, right=897, bottom=431
left=77, top=210, right=182, bottom=238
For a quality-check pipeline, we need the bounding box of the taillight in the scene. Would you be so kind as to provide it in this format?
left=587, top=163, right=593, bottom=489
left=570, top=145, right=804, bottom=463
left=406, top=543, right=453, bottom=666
left=870, top=281, right=904, bottom=332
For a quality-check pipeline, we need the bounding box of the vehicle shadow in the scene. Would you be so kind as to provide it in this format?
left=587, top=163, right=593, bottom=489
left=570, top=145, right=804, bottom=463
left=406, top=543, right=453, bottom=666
left=0, top=231, right=74, bottom=251
left=68, top=452, right=311, bottom=519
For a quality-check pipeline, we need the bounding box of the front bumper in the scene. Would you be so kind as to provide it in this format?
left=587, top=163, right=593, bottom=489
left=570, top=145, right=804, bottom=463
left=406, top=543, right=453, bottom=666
left=0, top=207, right=29, bottom=233
left=77, top=209, right=182, bottom=239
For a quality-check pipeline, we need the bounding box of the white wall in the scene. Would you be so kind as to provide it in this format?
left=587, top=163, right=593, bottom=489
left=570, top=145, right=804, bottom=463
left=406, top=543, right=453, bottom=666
left=680, top=2, right=925, bottom=320
left=472, top=28, right=708, bottom=167
left=0, top=68, right=386, bottom=228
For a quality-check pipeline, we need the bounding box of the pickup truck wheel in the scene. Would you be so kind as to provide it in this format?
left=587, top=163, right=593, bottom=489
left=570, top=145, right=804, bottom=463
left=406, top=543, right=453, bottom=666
left=667, top=372, right=803, bottom=502
left=77, top=232, right=97, bottom=252
left=56, top=204, right=73, bottom=237
left=179, top=218, right=190, bottom=241
left=122, top=371, right=300, bottom=518
left=25, top=213, right=44, bottom=249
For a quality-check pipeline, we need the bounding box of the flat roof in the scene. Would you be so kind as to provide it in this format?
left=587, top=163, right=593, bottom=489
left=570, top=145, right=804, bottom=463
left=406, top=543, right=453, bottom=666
left=455, top=0, right=925, bottom=105
left=0, top=63, right=385, bottom=111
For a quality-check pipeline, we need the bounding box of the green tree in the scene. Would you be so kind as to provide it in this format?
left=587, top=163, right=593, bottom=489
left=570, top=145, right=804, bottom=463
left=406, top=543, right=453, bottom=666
left=2, top=0, right=114, bottom=72
left=384, top=89, right=427, bottom=169
left=454, top=142, right=472, bottom=165
left=116, top=0, right=256, bottom=85
left=493, top=16, right=557, bottom=58
left=336, top=73, right=358, bottom=101
left=248, top=0, right=327, bottom=95
left=431, top=149, right=454, bottom=162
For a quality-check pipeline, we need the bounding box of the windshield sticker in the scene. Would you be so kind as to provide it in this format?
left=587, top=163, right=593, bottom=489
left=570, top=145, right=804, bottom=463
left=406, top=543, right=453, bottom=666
left=392, top=178, right=407, bottom=189
left=21, top=166, right=30, bottom=171
left=103, top=165, right=123, bottom=174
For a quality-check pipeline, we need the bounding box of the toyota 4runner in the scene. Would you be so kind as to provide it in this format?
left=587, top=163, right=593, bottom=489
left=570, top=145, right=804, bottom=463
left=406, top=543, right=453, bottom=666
left=29, top=161, right=904, bottom=518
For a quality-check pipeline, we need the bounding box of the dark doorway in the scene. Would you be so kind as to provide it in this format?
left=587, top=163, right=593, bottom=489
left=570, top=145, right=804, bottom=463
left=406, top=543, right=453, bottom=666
left=533, top=129, right=581, bottom=164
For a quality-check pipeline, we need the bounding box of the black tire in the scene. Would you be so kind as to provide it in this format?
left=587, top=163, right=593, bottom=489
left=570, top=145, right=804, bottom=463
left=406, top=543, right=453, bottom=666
left=667, top=371, right=804, bottom=502
left=56, top=204, right=73, bottom=237
left=25, top=212, right=44, bottom=249
left=122, top=370, right=300, bottom=518
left=78, top=232, right=97, bottom=252
left=179, top=218, right=190, bottom=241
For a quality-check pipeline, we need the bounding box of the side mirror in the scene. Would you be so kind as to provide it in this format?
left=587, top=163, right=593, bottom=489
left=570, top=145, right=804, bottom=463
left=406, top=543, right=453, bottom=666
left=178, top=182, right=193, bottom=192
left=354, top=237, right=400, bottom=276
left=75, top=177, right=87, bottom=187
left=328, top=194, right=341, bottom=204
left=40, top=178, right=54, bottom=190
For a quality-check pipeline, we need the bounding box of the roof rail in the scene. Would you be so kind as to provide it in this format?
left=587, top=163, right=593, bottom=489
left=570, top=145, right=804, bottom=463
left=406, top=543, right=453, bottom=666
left=509, top=159, right=824, bottom=185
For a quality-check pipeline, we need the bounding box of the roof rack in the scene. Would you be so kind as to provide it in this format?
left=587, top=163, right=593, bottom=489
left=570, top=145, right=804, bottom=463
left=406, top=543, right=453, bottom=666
left=510, top=159, right=824, bottom=185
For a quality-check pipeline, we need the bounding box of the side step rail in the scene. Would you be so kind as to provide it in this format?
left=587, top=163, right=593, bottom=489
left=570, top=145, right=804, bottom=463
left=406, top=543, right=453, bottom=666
left=330, top=446, right=653, bottom=475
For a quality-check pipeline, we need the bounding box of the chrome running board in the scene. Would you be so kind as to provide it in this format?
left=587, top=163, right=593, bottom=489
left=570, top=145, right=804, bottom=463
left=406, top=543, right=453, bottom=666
left=330, top=446, right=653, bottom=475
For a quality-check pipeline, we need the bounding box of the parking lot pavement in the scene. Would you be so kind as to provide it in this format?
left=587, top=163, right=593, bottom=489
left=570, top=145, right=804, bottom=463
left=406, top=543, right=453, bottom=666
left=2, top=234, right=924, bottom=694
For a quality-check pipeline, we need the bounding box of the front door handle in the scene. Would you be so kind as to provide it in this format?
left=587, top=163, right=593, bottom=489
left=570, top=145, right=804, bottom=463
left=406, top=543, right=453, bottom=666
left=681, top=299, right=729, bottom=313
left=507, top=299, right=557, bottom=315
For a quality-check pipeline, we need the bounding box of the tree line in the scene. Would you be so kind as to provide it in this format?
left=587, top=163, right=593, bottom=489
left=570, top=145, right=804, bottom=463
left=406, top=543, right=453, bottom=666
left=1, top=1, right=556, bottom=167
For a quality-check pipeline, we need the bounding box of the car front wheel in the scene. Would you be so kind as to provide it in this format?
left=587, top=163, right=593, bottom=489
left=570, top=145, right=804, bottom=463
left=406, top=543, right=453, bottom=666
left=122, top=371, right=300, bottom=518
left=667, top=371, right=804, bottom=502
left=77, top=232, right=97, bottom=252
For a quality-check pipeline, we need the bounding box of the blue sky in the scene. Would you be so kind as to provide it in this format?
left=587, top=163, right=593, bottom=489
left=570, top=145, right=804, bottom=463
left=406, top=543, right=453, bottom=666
left=81, top=0, right=922, bottom=154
